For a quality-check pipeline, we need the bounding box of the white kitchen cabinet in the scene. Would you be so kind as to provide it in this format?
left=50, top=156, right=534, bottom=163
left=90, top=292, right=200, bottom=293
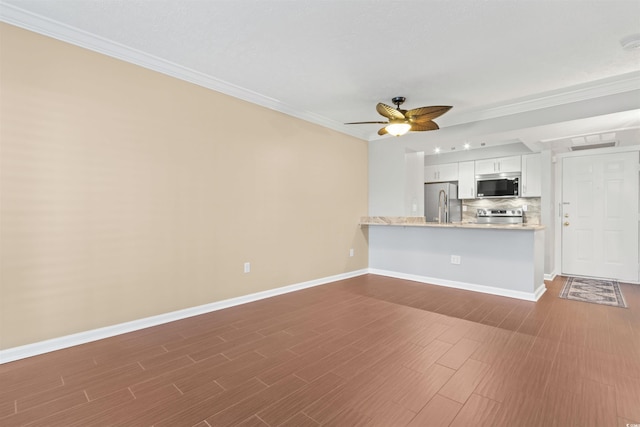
left=458, top=161, right=475, bottom=199
left=424, top=162, right=458, bottom=182
left=474, top=158, right=494, bottom=175
left=521, top=153, right=542, bottom=197
left=475, top=155, right=521, bottom=174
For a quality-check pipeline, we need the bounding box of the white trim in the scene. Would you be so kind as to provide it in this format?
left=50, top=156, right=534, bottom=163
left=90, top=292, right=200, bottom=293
left=441, top=73, right=640, bottom=127
left=544, top=272, right=557, bottom=281
left=0, top=269, right=368, bottom=364
left=2, top=3, right=639, bottom=142
left=369, top=268, right=546, bottom=302
left=0, top=3, right=365, bottom=140
left=554, top=154, right=564, bottom=281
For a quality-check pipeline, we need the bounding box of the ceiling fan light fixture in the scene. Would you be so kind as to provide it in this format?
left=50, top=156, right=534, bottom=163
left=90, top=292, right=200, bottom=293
left=385, top=121, right=411, bottom=137
left=345, top=97, right=452, bottom=137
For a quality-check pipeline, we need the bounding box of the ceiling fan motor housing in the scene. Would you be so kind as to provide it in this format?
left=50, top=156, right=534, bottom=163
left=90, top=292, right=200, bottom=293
left=391, top=96, right=406, bottom=108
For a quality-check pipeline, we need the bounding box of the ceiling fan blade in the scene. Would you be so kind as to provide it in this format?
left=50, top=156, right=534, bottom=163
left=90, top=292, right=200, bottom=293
left=377, top=127, right=388, bottom=136
left=410, top=121, right=440, bottom=132
left=344, top=121, right=389, bottom=125
left=405, top=106, right=452, bottom=120
left=410, top=115, right=441, bottom=124
left=376, top=103, right=405, bottom=120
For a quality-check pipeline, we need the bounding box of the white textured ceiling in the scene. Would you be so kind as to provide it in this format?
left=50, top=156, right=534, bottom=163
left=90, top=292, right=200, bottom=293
left=2, top=0, right=640, bottom=152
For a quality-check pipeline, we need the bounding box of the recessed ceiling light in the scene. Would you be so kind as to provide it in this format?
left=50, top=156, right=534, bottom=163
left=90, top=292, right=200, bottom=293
left=463, top=143, right=470, bottom=150
left=621, top=34, right=640, bottom=50
left=434, top=147, right=441, bottom=154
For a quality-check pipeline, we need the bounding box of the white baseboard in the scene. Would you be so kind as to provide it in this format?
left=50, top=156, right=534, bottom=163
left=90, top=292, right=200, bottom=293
left=544, top=272, right=557, bottom=281
left=0, top=269, right=368, bottom=364
left=369, top=268, right=546, bottom=302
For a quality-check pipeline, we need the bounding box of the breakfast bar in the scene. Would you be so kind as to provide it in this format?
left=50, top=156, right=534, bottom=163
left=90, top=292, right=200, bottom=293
left=360, top=217, right=545, bottom=301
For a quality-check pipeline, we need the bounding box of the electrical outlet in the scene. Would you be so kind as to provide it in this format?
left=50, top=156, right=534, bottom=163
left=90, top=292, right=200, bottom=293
left=349, top=248, right=354, bottom=257
left=243, top=262, right=251, bottom=273
left=522, top=204, right=528, bottom=212
left=450, top=255, right=461, bottom=265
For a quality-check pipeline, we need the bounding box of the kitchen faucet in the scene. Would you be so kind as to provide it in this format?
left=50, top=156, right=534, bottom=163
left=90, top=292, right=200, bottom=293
left=438, top=189, right=448, bottom=224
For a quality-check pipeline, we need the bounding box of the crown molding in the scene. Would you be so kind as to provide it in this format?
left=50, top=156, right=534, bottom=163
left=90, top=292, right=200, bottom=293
left=441, top=71, right=640, bottom=128
left=2, top=2, right=639, bottom=142
left=0, top=3, right=370, bottom=140
left=371, top=74, right=640, bottom=141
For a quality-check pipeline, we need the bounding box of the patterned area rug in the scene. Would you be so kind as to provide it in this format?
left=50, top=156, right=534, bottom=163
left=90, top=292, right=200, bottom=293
left=559, top=276, right=627, bottom=308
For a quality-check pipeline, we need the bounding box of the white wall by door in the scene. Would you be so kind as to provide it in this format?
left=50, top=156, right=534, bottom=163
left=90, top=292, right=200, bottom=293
left=557, top=147, right=639, bottom=282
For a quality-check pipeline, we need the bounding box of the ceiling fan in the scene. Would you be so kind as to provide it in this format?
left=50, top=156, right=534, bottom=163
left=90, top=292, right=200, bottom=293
left=345, top=97, right=452, bottom=137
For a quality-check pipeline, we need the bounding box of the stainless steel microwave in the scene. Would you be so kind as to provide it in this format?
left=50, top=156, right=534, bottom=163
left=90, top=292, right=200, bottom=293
left=476, top=173, right=520, bottom=198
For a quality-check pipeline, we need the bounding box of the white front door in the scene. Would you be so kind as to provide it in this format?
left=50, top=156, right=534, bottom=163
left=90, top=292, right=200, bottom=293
left=562, top=151, right=638, bottom=281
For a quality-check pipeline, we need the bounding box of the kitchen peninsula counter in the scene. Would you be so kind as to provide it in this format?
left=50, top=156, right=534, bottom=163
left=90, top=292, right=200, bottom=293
left=361, top=216, right=545, bottom=301
left=360, top=216, right=544, bottom=230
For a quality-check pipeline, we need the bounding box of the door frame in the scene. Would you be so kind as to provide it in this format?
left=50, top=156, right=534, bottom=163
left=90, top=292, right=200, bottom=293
left=553, top=145, right=640, bottom=283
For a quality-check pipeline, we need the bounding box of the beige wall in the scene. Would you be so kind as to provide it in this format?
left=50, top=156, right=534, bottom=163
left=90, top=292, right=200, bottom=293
left=0, top=24, right=368, bottom=350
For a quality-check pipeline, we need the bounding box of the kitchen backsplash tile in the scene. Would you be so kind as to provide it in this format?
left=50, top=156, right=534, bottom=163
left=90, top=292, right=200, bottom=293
left=462, top=197, right=541, bottom=224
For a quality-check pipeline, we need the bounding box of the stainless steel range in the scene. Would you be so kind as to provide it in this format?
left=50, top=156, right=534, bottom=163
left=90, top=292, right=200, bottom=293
left=476, top=209, right=523, bottom=224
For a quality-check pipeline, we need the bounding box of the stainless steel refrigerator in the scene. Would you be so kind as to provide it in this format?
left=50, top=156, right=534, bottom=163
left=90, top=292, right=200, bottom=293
left=424, top=182, right=462, bottom=223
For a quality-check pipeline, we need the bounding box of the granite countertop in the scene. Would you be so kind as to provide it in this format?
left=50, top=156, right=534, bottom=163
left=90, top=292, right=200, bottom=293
left=359, top=216, right=545, bottom=230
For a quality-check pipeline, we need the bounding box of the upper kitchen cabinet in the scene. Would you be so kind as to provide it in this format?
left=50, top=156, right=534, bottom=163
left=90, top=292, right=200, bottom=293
left=458, top=161, right=475, bottom=199
left=425, top=163, right=458, bottom=182
left=475, top=155, right=521, bottom=175
left=521, top=153, right=542, bottom=197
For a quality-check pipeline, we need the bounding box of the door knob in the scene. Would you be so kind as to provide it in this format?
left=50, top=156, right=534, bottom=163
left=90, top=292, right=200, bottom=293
left=564, top=221, right=570, bottom=226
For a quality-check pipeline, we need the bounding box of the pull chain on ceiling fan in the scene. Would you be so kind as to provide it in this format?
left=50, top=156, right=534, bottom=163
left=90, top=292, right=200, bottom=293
left=345, top=97, right=452, bottom=136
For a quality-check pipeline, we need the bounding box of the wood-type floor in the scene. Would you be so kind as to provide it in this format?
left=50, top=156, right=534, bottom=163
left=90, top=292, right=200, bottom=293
left=1, top=274, right=639, bottom=426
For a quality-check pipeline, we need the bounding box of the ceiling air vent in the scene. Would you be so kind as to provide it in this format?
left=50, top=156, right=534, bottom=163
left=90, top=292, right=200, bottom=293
left=570, top=141, right=617, bottom=151
left=569, top=133, right=618, bottom=151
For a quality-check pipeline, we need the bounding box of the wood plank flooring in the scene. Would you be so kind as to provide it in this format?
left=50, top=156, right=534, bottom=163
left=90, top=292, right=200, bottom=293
left=1, top=274, right=639, bottom=426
